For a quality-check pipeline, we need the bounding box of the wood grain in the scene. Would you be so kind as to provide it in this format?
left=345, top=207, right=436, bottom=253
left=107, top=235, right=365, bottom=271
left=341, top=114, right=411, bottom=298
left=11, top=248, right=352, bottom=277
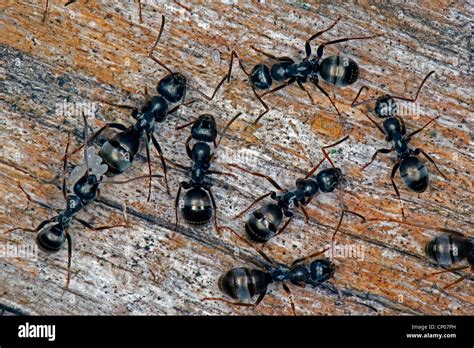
left=0, top=0, right=472, bottom=315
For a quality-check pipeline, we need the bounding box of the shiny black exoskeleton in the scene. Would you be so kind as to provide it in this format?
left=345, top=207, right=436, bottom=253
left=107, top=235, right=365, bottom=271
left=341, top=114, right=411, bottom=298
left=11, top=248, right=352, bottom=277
left=352, top=71, right=446, bottom=217
left=426, top=232, right=473, bottom=268
left=228, top=136, right=354, bottom=243
left=227, top=17, right=377, bottom=123
left=6, top=143, right=109, bottom=287
left=84, top=16, right=227, bottom=198
left=244, top=168, right=342, bottom=243
left=203, top=241, right=333, bottom=315
left=174, top=113, right=241, bottom=232
left=425, top=231, right=473, bottom=289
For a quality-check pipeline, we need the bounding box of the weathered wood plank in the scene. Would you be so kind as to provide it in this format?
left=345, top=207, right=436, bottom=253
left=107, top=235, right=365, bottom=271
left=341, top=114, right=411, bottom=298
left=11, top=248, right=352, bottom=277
left=0, top=0, right=472, bottom=315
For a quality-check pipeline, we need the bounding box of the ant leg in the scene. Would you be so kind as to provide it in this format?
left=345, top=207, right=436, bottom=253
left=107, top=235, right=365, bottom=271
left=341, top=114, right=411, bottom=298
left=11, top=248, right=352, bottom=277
left=218, top=226, right=278, bottom=267
left=363, top=113, right=386, bottom=136
left=251, top=46, right=294, bottom=62
left=173, top=183, right=183, bottom=235
left=312, top=81, right=341, bottom=116
left=150, top=133, right=171, bottom=194
left=300, top=206, right=309, bottom=222
left=252, top=86, right=272, bottom=125
left=321, top=135, right=350, bottom=169
left=361, top=148, right=393, bottom=170
left=61, top=133, right=71, bottom=200
left=202, top=289, right=267, bottom=308
left=137, top=0, right=143, bottom=23
left=148, top=15, right=173, bottom=74
left=316, top=34, right=380, bottom=59
left=390, top=161, right=405, bottom=218
left=216, top=112, right=243, bottom=148
left=226, top=50, right=251, bottom=84
left=67, top=123, right=128, bottom=158
left=42, top=0, right=49, bottom=24
left=282, top=283, right=297, bottom=316
left=274, top=216, right=293, bottom=237
left=260, top=78, right=295, bottom=98
left=74, top=218, right=128, bottom=231
left=351, top=86, right=379, bottom=107
left=331, top=210, right=366, bottom=257
left=65, top=231, right=72, bottom=288
left=418, top=265, right=470, bottom=290
left=193, top=74, right=228, bottom=102
left=406, top=115, right=440, bottom=139
left=415, top=148, right=447, bottom=179
left=207, top=187, right=219, bottom=235
left=207, top=170, right=237, bottom=179
left=233, top=192, right=272, bottom=220
left=442, top=273, right=469, bottom=290
left=15, top=182, right=55, bottom=213
left=304, top=157, right=326, bottom=179
left=365, top=218, right=465, bottom=237
left=305, top=16, right=341, bottom=58
left=296, top=80, right=315, bottom=105
left=144, top=133, right=154, bottom=201
left=4, top=218, right=53, bottom=235
left=291, top=248, right=329, bottom=266
left=392, top=71, right=435, bottom=102
left=227, top=164, right=284, bottom=191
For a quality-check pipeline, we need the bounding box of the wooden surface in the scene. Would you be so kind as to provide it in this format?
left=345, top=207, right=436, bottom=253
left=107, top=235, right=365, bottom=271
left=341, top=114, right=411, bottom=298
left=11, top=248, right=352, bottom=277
left=0, top=0, right=472, bottom=315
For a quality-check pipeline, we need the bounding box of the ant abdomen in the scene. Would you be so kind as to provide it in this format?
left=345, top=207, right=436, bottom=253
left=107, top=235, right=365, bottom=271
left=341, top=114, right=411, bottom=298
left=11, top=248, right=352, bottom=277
left=399, top=156, right=429, bottom=192
left=218, top=267, right=271, bottom=300
left=245, top=203, right=283, bottom=243
left=425, top=234, right=469, bottom=266
left=318, top=55, right=359, bottom=87
left=99, top=128, right=140, bottom=175
left=36, top=222, right=66, bottom=252
left=182, top=188, right=212, bottom=225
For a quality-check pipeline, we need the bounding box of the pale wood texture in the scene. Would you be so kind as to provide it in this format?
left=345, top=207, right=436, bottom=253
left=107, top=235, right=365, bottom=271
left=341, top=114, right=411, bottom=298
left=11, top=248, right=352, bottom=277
left=0, top=0, right=472, bottom=315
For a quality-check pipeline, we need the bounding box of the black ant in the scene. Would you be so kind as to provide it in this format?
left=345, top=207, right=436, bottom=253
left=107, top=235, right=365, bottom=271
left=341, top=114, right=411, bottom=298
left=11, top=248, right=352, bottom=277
left=352, top=71, right=447, bottom=217
left=170, top=112, right=242, bottom=234
left=367, top=218, right=472, bottom=290
left=202, top=225, right=347, bottom=315
left=227, top=136, right=365, bottom=245
left=4, top=120, right=161, bottom=287
left=226, top=17, right=378, bottom=124
left=68, top=15, right=228, bottom=200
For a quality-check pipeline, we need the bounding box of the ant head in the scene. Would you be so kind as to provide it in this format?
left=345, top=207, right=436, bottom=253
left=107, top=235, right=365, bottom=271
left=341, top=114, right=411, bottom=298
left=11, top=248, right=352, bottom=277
left=375, top=95, right=397, bottom=118
left=310, top=259, right=335, bottom=283
left=191, top=114, right=218, bottom=143
left=296, top=178, right=319, bottom=197
left=36, top=220, right=67, bottom=252
left=315, top=167, right=342, bottom=193
left=157, top=72, right=187, bottom=103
